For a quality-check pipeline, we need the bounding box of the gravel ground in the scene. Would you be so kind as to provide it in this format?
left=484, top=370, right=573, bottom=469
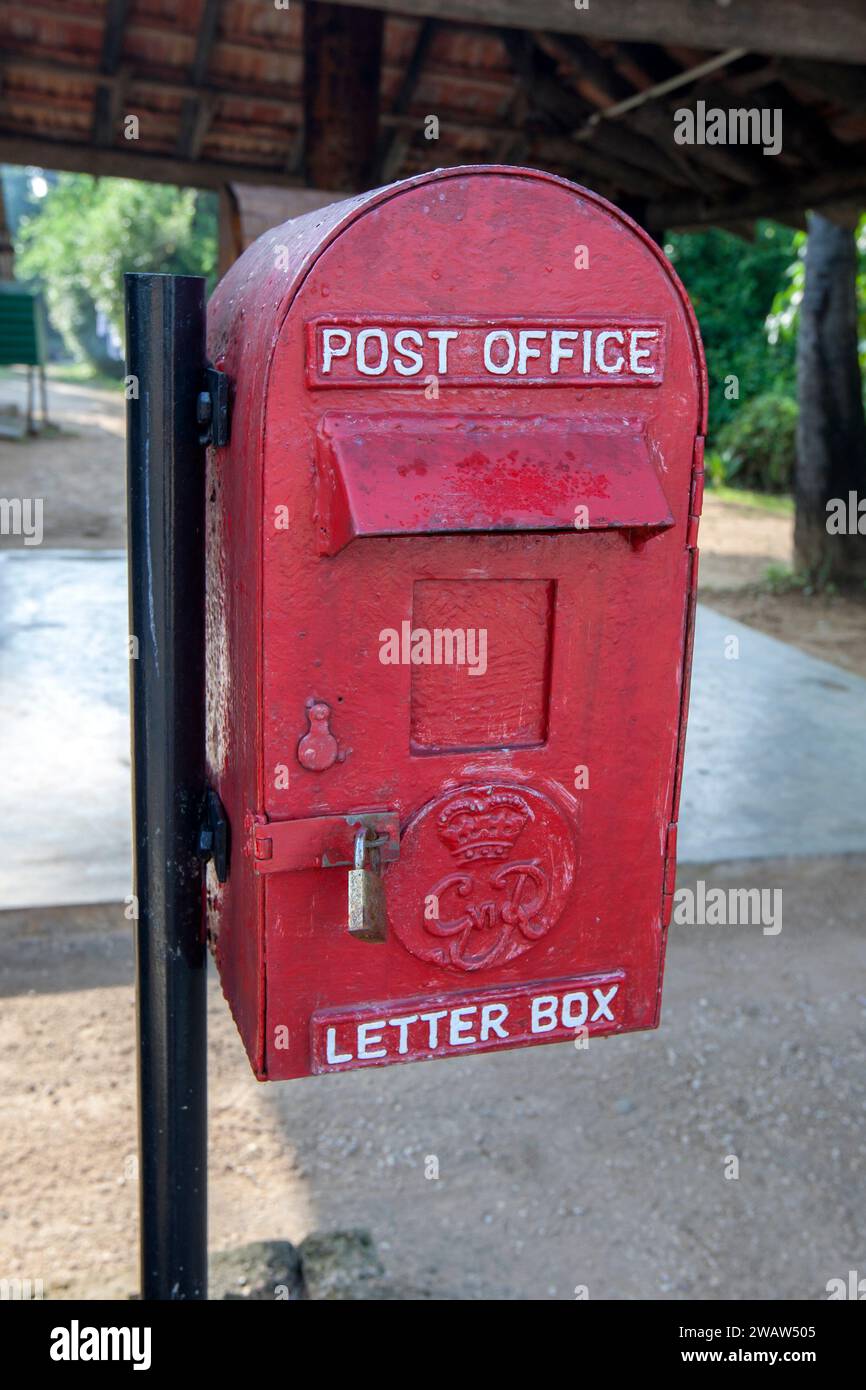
left=1, top=856, right=864, bottom=1300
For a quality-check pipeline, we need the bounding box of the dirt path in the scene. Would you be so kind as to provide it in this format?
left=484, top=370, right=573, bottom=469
left=698, top=492, right=793, bottom=589
left=0, top=374, right=126, bottom=548
left=0, top=904, right=312, bottom=1301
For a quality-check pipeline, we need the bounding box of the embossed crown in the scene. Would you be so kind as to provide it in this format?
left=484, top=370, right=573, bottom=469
left=436, top=791, right=531, bottom=861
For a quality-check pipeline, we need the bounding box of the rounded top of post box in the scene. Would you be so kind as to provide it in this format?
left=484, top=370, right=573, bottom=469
left=208, top=164, right=706, bottom=432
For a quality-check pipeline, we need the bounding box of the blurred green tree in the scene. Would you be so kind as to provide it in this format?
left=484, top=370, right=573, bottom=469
left=15, top=173, right=217, bottom=374
left=665, top=221, right=798, bottom=437
left=767, top=214, right=866, bottom=375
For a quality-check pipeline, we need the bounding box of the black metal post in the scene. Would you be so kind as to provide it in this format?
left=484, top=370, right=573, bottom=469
left=125, top=273, right=208, bottom=1300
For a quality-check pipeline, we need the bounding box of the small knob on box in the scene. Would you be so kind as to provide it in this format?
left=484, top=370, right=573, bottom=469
left=297, top=700, right=338, bottom=771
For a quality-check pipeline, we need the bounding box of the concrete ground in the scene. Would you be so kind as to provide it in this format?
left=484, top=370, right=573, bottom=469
left=1, top=853, right=864, bottom=1300
left=680, top=606, right=866, bottom=860
left=0, top=551, right=130, bottom=908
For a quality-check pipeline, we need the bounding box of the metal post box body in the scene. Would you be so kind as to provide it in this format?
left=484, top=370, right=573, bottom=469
left=205, top=166, right=706, bottom=1080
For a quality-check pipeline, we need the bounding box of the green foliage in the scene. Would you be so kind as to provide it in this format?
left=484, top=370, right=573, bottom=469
left=765, top=563, right=837, bottom=597
left=767, top=214, right=866, bottom=375
left=703, top=447, right=727, bottom=488
left=666, top=221, right=798, bottom=436
left=715, top=392, right=798, bottom=494
left=1, top=166, right=55, bottom=238
left=15, top=173, right=217, bottom=371
left=765, top=564, right=808, bottom=594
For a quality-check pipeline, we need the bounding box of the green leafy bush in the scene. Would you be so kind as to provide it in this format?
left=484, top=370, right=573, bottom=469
left=665, top=221, right=799, bottom=436
left=715, top=392, right=798, bottom=493
left=703, top=448, right=728, bottom=488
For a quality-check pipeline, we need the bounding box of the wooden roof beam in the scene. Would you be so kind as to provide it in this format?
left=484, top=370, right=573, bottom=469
left=687, top=75, right=850, bottom=176
left=536, top=34, right=748, bottom=196
left=611, top=42, right=681, bottom=90
left=779, top=58, right=866, bottom=114
left=0, top=131, right=308, bottom=191
left=501, top=29, right=696, bottom=192
left=531, top=133, right=661, bottom=199
left=654, top=165, right=866, bottom=230
left=0, top=51, right=514, bottom=118
left=332, top=0, right=866, bottom=67
left=374, top=17, right=439, bottom=185
left=176, top=0, right=223, bottom=161
left=302, top=2, right=384, bottom=191
left=92, top=0, right=131, bottom=146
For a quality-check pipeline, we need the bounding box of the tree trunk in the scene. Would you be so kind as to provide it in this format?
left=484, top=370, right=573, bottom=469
left=0, top=179, right=14, bottom=280
left=795, top=211, right=866, bottom=584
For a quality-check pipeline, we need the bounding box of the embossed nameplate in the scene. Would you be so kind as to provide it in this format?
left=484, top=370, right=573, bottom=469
left=311, top=972, right=626, bottom=1072
left=306, top=316, right=666, bottom=387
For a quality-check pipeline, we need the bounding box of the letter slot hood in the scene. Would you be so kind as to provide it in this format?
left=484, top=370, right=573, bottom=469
left=314, top=412, right=673, bottom=555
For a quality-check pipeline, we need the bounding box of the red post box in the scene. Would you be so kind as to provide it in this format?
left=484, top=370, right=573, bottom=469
left=205, top=165, right=706, bottom=1080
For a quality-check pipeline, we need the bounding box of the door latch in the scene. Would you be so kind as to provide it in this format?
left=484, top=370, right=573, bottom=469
left=347, top=826, right=388, bottom=943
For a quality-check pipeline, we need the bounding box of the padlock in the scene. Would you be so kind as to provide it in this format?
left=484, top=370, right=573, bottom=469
left=348, top=826, right=388, bottom=943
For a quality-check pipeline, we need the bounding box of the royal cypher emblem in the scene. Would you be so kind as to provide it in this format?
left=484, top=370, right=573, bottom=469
left=387, top=784, right=576, bottom=971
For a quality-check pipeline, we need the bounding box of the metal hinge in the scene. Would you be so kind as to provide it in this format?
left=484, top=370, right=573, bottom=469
left=197, top=365, right=230, bottom=447
left=686, top=436, right=705, bottom=549
left=199, top=787, right=229, bottom=883
left=661, top=821, right=678, bottom=927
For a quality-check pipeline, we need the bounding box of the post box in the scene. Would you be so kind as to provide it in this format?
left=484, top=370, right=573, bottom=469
left=204, top=165, right=706, bottom=1080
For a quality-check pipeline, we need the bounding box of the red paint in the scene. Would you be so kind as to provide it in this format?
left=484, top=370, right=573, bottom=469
left=310, top=972, right=627, bottom=1073
left=409, top=579, right=553, bottom=750
left=315, top=413, right=673, bottom=554
left=205, top=166, right=705, bottom=1080
left=296, top=700, right=339, bottom=770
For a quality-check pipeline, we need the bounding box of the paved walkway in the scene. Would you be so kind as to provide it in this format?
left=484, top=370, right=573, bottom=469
left=0, top=551, right=130, bottom=908
left=1, top=552, right=865, bottom=907
left=680, top=604, right=866, bottom=861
